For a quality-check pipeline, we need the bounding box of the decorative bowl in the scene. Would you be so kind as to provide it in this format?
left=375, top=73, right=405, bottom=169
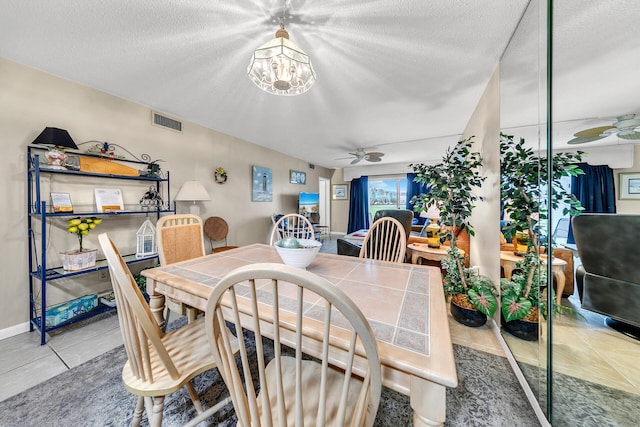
left=274, top=239, right=322, bottom=269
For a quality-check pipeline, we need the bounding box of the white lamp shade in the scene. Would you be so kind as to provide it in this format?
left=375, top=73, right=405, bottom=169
left=175, top=180, right=211, bottom=202
left=420, top=205, right=440, bottom=219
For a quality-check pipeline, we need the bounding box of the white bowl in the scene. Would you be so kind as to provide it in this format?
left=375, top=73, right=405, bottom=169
left=274, top=239, right=322, bottom=269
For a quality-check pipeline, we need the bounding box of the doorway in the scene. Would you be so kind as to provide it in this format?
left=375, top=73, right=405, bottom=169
left=318, top=177, right=331, bottom=231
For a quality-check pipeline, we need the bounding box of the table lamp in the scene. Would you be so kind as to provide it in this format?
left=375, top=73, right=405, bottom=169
left=175, top=180, right=210, bottom=216
left=31, top=127, right=78, bottom=169
left=420, top=206, right=441, bottom=248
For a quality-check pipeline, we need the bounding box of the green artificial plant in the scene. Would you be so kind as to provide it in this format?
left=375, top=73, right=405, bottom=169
left=411, top=136, right=497, bottom=317
left=500, top=133, right=584, bottom=321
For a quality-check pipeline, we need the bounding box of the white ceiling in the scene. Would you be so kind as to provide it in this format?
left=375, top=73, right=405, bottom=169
left=1, top=1, right=639, bottom=169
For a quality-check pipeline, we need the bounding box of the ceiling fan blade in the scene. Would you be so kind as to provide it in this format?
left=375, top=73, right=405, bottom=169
left=574, top=126, right=615, bottom=138
left=350, top=157, right=362, bottom=165
left=567, top=135, right=606, bottom=145
left=618, top=131, right=640, bottom=140
left=366, top=156, right=382, bottom=163
left=366, top=152, right=384, bottom=158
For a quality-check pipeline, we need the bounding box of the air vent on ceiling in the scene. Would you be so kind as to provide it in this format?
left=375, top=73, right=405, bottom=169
left=152, top=111, right=182, bottom=132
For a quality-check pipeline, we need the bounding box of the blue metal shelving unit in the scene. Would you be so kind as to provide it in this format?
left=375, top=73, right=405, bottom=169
left=27, top=145, right=176, bottom=345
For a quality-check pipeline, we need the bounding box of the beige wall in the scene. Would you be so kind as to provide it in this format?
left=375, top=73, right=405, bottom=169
left=330, top=168, right=350, bottom=234
left=614, top=144, right=640, bottom=214
left=462, top=66, right=501, bottom=284
left=0, top=57, right=331, bottom=333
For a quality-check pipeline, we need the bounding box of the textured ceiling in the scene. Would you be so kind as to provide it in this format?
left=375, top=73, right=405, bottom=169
left=1, top=1, right=638, bottom=168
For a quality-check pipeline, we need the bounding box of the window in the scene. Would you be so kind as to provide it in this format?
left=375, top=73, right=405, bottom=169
left=368, top=176, right=407, bottom=219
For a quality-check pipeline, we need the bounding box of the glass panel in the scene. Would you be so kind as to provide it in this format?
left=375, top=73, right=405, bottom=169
left=551, top=1, right=640, bottom=425
left=499, top=0, right=549, bottom=417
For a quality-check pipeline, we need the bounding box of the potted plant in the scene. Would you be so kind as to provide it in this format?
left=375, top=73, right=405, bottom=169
left=500, top=133, right=584, bottom=252
left=61, top=217, right=103, bottom=271
left=411, top=136, right=498, bottom=326
left=499, top=133, right=583, bottom=338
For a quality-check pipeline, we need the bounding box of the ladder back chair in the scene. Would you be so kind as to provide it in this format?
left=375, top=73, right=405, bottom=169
left=156, top=214, right=205, bottom=323
left=203, top=263, right=382, bottom=427
left=359, top=217, right=407, bottom=263
left=269, top=213, right=317, bottom=245
left=204, top=216, right=238, bottom=253
left=98, top=233, right=234, bottom=427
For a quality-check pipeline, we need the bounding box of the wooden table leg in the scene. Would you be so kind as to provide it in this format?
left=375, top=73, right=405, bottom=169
left=501, top=261, right=514, bottom=280
left=146, top=279, right=166, bottom=329
left=411, top=376, right=446, bottom=427
left=412, top=252, right=420, bottom=264
left=553, top=267, right=566, bottom=306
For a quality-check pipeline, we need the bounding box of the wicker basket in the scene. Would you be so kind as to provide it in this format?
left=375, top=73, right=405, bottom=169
left=60, top=249, right=97, bottom=271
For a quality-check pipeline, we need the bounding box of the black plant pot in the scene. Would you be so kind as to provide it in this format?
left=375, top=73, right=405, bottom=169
left=450, top=296, right=487, bottom=327
left=501, top=315, right=539, bottom=341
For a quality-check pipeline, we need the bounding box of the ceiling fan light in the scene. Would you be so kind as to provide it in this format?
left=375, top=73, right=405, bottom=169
left=618, top=132, right=640, bottom=140
left=248, top=24, right=316, bottom=96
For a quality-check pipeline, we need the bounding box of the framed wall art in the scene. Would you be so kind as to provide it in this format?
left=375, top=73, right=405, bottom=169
left=252, top=165, right=272, bottom=202
left=50, top=192, right=73, bottom=213
left=290, top=170, right=306, bottom=185
left=619, top=172, right=640, bottom=200
left=332, top=184, right=348, bottom=200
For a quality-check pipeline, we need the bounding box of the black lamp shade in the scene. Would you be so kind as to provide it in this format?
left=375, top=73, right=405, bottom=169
left=32, top=127, right=78, bottom=150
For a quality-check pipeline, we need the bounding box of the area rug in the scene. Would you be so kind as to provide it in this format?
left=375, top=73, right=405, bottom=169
left=0, top=340, right=539, bottom=426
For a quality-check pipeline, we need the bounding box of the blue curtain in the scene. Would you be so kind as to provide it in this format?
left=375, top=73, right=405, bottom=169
left=406, top=173, right=429, bottom=225
left=347, top=176, right=370, bottom=233
left=567, top=163, right=616, bottom=243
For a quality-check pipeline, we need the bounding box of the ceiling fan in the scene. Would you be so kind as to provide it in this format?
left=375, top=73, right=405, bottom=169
left=347, top=148, right=385, bottom=164
left=567, top=114, right=640, bottom=144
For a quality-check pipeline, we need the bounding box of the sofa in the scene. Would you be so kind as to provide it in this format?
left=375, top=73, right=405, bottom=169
left=573, top=213, right=640, bottom=338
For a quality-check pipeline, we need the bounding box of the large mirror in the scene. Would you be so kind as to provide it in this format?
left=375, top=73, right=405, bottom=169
left=499, top=0, right=549, bottom=416
left=501, top=0, right=640, bottom=424
left=549, top=1, right=640, bottom=425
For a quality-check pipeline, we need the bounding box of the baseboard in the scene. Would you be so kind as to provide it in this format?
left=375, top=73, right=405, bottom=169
left=0, top=321, right=30, bottom=341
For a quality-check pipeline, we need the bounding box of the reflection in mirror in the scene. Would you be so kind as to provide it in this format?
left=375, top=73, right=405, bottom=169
left=549, top=1, right=640, bottom=425
left=499, top=0, right=549, bottom=418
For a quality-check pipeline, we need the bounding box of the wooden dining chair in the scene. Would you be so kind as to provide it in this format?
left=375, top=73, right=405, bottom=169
left=269, top=213, right=317, bottom=245
left=156, top=214, right=205, bottom=323
left=98, top=233, right=236, bottom=427
left=204, top=216, right=238, bottom=253
left=359, top=217, right=407, bottom=263
left=200, top=263, right=382, bottom=427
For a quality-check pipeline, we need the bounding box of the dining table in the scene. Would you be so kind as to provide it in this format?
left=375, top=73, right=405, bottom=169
left=142, top=243, right=458, bottom=427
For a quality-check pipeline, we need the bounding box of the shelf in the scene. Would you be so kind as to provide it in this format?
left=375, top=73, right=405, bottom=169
left=27, top=145, right=174, bottom=344
left=30, top=253, right=158, bottom=281
left=31, top=166, right=168, bottom=181
left=29, top=206, right=174, bottom=218
left=30, top=302, right=116, bottom=333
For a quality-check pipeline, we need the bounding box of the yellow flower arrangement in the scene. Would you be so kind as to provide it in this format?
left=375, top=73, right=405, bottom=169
left=67, top=217, right=102, bottom=252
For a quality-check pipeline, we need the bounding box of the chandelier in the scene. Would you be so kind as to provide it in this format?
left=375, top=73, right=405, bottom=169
left=247, top=23, right=316, bottom=96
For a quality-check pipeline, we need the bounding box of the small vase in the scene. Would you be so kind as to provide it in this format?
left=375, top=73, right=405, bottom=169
left=450, top=294, right=487, bottom=327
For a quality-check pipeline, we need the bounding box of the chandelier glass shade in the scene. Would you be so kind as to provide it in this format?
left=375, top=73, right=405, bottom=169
left=248, top=24, right=316, bottom=96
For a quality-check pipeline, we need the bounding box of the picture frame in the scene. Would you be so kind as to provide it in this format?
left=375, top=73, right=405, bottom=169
left=290, top=169, right=306, bottom=185
left=94, top=188, right=125, bottom=212
left=252, top=165, right=273, bottom=202
left=50, top=192, right=73, bottom=213
left=332, top=184, right=348, bottom=200
left=619, top=173, right=640, bottom=200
